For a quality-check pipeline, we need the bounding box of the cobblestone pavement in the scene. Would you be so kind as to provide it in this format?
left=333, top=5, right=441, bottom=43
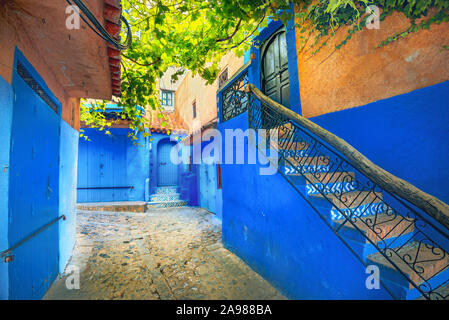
left=44, top=207, right=285, bottom=300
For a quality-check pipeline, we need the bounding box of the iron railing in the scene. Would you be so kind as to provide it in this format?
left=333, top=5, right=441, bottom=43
left=220, top=66, right=249, bottom=122
left=77, top=186, right=134, bottom=190
left=238, top=84, right=449, bottom=300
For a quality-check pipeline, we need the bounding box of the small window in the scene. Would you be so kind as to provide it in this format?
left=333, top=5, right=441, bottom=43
left=161, top=90, right=174, bottom=107
left=192, top=100, right=197, bottom=119
left=218, top=67, right=228, bottom=88
left=217, top=163, right=222, bottom=189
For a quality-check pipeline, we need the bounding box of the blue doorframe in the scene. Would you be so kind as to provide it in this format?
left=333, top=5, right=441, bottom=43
left=9, top=49, right=61, bottom=299
left=247, top=3, right=301, bottom=115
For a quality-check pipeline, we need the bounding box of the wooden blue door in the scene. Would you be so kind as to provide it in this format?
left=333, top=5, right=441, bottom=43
left=77, top=130, right=128, bottom=202
left=157, top=140, right=178, bottom=186
left=261, top=29, right=290, bottom=108
left=8, top=56, right=60, bottom=299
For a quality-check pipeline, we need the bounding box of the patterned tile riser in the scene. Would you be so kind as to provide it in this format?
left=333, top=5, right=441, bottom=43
left=155, top=187, right=179, bottom=194
left=150, top=193, right=181, bottom=202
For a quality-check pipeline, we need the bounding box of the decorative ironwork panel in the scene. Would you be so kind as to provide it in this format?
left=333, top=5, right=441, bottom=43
left=221, top=69, right=249, bottom=122
left=247, top=90, right=449, bottom=300
left=17, top=61, right=59, bottom=114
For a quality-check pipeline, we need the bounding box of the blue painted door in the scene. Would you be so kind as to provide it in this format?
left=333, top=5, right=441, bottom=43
left=199, top=164, right=217, bottom=213
left=157, top=140, right=178, bottom=186
left=261, top=29, right=290, bottom=108
left=9, top=58, right=60, bottom=299
left=77, top=130, right=128, bottom=202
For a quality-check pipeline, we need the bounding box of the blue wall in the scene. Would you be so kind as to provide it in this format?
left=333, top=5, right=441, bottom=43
left=0, top=76, right=13, bottom=300
left=219, top=112, right=392, bottom=299
left=78, top=128, right=188, bottom=202
left=59, top=120, right=79, bottom=273
left=128, top=130, right=150, bottom=201
left=311, top=81, right=449, bottom=205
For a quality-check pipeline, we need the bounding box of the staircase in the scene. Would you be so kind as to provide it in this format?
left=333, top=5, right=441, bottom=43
left=245, top=84, right=449, bottom=300
left=147, top=186, right=187, bottom=209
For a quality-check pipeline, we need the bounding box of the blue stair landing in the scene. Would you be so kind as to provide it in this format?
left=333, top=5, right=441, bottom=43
left=147, top=186, right=187, bottom=209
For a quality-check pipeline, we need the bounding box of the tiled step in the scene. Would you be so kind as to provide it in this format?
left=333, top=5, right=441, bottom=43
left=309, top=190, right=385, bottom=221
left=282, top=156, right=330, bottom=167
left=305, top=179, right=358, bottom=196
left=146, top=200, right=187, bottom=209
left=417, top=282, right=449, bottom=300
left=305, top=171, right=355, bottom=185
left=267, top=123, right=293, bottom=140
left=305, top=171, right=357, bottom=196
left=283, top=165, right=330, bottom=175
left=275, top=122, right=294, bottom=140
left=154, top=186, right=178, bottom=194
left=277, top=141, right=310, bottom=153
left=367, top=241, right=449, bottom=299
left=333, top=213, right=415, bottom=245
left=150, top=193, right=181, bottom=202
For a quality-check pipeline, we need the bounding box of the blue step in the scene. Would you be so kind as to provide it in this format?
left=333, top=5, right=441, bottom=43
left=147, top=200, right=187, bottom=209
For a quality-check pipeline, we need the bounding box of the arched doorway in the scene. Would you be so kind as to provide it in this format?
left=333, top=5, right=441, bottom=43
left=157, top=139, right=178, bottom=187
left=261, top=28, right=290, bottom=108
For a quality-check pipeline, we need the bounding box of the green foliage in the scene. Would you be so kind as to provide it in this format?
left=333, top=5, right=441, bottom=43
left=296, top=0, right=449, bottom=58
left=81, top=0, right=294, bottom=139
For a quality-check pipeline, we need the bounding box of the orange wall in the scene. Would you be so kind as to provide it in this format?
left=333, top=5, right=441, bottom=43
left=294, top=8, right=449, bottom=118
left=175, top=52, right=244, bottom=133
left=0, top=0, right=112, bottom=131
left=0, top=14, right=80, bottom=130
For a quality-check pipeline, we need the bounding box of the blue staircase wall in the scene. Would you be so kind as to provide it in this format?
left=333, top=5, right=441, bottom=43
left=0, top=76, right=13, bottom=300
left=218, top=112, right=393, bottom=299
left=310, top=80, right=449, bottom=205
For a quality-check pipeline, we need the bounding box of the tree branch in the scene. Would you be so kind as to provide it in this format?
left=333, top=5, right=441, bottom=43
left=122, top=54, right=162, bottom=67
left=216, top=19, right=242, bottom=43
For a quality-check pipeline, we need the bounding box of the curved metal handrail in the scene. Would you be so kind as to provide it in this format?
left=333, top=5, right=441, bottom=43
left=247, top=83, right=449, bottom=230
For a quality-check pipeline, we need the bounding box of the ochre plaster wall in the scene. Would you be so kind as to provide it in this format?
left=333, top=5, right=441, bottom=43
left=175, top=52, right=244, bottom=133
left=294, top=7, right=449, bottom=118
left=0, top=0, right=111, bottom=131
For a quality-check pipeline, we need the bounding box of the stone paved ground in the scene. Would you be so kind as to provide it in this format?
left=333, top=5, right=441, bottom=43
left=44, top=207, right=285, bottom=300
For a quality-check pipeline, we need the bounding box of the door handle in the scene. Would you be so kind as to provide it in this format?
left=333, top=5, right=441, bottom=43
left=160, top=162, right=167, bottom=165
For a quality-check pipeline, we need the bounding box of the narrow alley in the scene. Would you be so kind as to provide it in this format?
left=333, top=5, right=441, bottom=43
left=43, top=207, right=285, bottom=300
left=2, top=0, right=449, bottom=303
